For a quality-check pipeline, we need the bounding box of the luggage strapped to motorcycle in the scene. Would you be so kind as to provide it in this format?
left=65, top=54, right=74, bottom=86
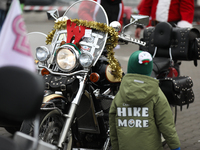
left=141, top=22, right=200, bottom=62
left=159, top=76, right=194, bottom=111
left=44, top=74, right=79, bottom=93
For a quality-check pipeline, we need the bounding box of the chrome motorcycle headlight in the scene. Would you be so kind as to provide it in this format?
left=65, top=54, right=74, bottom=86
left=36, top=46, right=50, bottom=62
left=79, top=52, right=93, bottom=68
left=56, top=46, right=78, bottom=72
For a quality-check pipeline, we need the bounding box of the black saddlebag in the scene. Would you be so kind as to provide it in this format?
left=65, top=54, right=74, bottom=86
left=159, top=76, right=194, bottom=110
left=44, top=74, right=79, bottom=93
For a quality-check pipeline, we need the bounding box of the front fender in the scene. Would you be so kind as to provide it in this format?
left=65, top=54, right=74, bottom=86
left=41, top=94, right=67, bottom=109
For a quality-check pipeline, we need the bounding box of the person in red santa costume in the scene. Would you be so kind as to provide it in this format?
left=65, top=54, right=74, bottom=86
left=135, top=0, right=194, bottom=39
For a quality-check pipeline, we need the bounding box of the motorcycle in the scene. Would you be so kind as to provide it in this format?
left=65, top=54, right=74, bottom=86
left=19, top=0, right=200, bottom=149
left=21, top=0, right=124, bottom=149
left=19, top=0, right=148, bottom=149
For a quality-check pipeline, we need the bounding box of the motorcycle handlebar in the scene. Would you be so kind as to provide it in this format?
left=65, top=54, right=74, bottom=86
left=118, top=34, right=146, bottom=46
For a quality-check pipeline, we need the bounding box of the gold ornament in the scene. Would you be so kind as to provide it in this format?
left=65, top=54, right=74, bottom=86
left=46, top=19, right=122, bottom=80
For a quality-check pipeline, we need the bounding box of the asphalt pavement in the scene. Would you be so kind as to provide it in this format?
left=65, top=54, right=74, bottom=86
left=0, top=11, right=200, bottom=150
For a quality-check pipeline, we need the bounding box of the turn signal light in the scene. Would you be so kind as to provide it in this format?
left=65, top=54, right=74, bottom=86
left=90, top=72, right=100, bottom=83
left=41, top=68, right=50, bottom=76
left=35, top=59, right=39, bottom=64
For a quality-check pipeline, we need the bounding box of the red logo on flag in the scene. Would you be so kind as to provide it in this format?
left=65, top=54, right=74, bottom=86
left=12, top=15, right=31, bottom=56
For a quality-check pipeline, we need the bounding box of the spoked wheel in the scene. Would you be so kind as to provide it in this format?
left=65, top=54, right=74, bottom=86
left=20, top=110, right=73, bottom=150
left=39, top=110, right=64, bottom=145
left=162, top=105, right=177, bottom=146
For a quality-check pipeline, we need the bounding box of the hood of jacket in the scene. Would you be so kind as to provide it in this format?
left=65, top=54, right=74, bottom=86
left=118, top=73, right=159, bottom=106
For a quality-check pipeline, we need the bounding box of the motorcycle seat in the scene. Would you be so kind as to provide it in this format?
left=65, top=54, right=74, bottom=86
left=154, top=22, right=172, bottom=48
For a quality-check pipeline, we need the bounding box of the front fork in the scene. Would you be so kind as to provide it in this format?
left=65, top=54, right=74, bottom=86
left=103, top=129, right=111, bottom=150
left=57, top=73, right=87, bottom=148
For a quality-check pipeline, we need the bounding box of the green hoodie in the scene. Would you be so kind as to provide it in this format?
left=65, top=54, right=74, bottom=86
left=109, top=74, right=180, bottom=150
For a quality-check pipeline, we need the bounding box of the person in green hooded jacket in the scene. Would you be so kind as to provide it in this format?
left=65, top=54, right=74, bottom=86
left=109, top=50, right=180, bottom=150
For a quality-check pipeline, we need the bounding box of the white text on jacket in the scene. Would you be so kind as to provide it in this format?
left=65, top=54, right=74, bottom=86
left=117, top=107, right=149, bottom=128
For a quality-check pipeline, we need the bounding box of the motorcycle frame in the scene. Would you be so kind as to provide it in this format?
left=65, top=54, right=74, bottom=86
left=37, top=30, right=110, bottom=149
left=58, top=73, right=87, bottom=148
left=36, top=2, right=150, bottom=149
left=40, top=71, right=88, bottom=148
left=40, top=70, right=114, bottom=149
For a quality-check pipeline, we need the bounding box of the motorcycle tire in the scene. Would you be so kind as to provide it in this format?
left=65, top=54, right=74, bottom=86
left=20, top=109, right=73, bottom=149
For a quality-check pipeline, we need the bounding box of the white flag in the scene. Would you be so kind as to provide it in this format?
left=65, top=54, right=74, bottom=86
left=0, top=0, right=35, bottom=72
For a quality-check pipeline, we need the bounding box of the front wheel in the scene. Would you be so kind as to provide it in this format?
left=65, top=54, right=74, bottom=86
left=20, top=110, right=73, bottom=149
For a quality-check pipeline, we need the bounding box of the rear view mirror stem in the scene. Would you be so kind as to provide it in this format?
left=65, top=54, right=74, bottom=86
left=121, top=19, right=138, bottom=36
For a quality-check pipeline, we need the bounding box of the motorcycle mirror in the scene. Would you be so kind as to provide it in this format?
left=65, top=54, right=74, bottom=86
left=109, top=21, right=121, bottom=32
left=130, top=15, right=149, bottom=26
left=47, top=9, right=59, bottom=20
left=121, top=15, right=149, bottom=35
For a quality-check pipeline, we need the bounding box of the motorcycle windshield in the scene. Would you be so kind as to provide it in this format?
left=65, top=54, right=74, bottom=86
left=63, top=0, right=108, bottom=24
left=62, top=0, right=109, bottom=66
